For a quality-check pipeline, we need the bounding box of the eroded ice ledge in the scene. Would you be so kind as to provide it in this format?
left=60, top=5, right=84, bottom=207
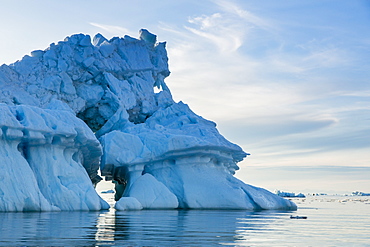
left=0, top=104, right=108, bottom=211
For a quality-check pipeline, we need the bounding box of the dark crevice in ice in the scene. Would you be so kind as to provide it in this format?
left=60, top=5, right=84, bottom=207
left=17, top=142, right=29, bottom=161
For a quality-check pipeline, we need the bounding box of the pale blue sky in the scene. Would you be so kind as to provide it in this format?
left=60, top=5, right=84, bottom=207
left=1, top=0, right=369, bottom=193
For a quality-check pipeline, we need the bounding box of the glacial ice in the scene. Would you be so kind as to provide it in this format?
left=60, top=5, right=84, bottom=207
left=276, top=190, right=306, bottom=198
left=0, top=29, right=296, bottom=211
left=0, top=104, right=108, bottom=211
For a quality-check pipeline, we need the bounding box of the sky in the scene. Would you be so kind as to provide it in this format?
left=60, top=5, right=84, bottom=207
left=1, top=0, right=369, bottom=194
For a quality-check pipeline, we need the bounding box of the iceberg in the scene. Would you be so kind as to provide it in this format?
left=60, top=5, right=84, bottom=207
left=275, top=190, right=306, bottom=198
left=351, top=191, right=370, bottom=196
left=0, top=29, right=296, bottom=211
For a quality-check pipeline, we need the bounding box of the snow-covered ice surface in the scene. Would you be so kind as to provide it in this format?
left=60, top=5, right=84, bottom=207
left=0, top=29, right=296, bottom=211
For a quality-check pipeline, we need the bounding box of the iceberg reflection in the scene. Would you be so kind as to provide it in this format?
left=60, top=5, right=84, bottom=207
left=0, top=211, right=100, bottom=246
left=97, top=209, right=291, bottom=246
left=0, top=209, right=293, bottom=246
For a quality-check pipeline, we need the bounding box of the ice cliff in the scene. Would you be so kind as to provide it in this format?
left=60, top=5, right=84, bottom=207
left=0, top=29, right=296, bottom=211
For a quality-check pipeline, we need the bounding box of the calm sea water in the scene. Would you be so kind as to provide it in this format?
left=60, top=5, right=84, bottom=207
left=0, top=195, right=369, bottom=246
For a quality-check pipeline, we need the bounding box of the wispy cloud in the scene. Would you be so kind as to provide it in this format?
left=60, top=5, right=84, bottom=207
left=213, top=0, right=273, bottom=31
left=298, top=39, right=352, bottom=69
left=89, top=22, right=136, bottom=37
left=332, top=90, right=370, bottom=98
left=184, top=13, right=245, bottom=53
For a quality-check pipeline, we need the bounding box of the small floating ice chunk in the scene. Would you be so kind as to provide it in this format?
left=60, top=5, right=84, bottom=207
left=101, top=189, right=115, bottom=194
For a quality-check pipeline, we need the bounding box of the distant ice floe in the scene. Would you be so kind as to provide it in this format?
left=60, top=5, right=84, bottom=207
left=275, top=190, right=306, bottom=198
left=0, top=30, right=296, bottom=211
left=351, top=191, right=370, bottom=196
left=101, top=190, right=115, bottom=194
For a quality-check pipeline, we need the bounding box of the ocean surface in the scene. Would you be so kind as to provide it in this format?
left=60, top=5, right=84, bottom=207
left=0, top=194, right=369, bottom=246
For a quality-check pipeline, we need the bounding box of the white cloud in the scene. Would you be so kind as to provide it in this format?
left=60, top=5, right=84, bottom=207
left=213, top=0, right=273, bottom=31
left=298, top=39, right=352, bottom=69
left=332, top=90, right=370, bottom=98
left=184, top=13, right=245, bottom=53
left=89, top=22, right=136, bottom=37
